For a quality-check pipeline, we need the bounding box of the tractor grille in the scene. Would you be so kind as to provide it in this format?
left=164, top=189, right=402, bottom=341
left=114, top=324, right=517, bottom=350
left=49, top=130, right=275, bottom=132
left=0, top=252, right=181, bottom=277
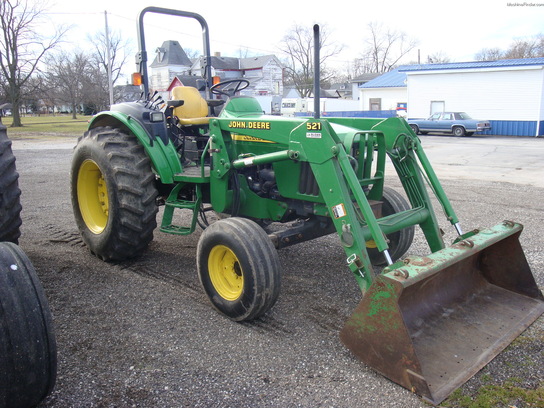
left=299, top=162, right=320, bottom=196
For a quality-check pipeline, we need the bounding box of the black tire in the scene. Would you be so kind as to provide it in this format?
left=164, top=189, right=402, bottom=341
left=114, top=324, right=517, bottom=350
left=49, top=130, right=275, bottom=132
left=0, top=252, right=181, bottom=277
left=409, top=124, right=420, bottom=134
left=197, top=217, right=281, bottom=321
left=368, top=187, right=415, bottom=266
left=0, top=125, right=22, bottom=244
left=452, top=126, right=466, bottom=137
left=0, top=242, right=57, bottom=408
left=71, top=127, right=158, bottom=261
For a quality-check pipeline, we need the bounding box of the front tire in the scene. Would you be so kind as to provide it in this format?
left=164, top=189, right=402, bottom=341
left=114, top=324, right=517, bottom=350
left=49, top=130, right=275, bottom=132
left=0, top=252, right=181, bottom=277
left=0, top=242, right=57, bottom=407
left=71, top=127, right=158, bottom=261
left=368, top=187, right=415, bottom=266
left=197, top=217, right=281, bottom=321
left=0, top=125, right=22, bottom=244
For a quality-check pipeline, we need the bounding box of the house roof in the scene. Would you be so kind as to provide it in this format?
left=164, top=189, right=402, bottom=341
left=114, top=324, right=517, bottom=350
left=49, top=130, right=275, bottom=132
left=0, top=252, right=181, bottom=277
left=360, top=58, right=544, bottom=89
left=240, top=55, right=279, bottom=69
left=167, top=75, right=202, bottom=91
left=399, top=57, right=544, bottom=72
left=208, top=56, right=240, bottom=70
left=318, top=89, right=341, bottom=98
left=360, top=68, right=407, bottom=88
left=351, top=73, right=381, bottom=83
left=151, top=40, right=192, bottom=68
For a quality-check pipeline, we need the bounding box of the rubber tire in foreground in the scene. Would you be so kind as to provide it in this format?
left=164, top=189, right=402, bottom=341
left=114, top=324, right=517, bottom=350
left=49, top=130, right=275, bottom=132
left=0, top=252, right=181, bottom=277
left=0, top=242, right=57, bottom=408
left=0, top=125, right=22, bottom=244
left=197, top=217, right=281, bottom=321
left=71, top=127, right=158, bottom=261
left=368, top=186, right=415, bottom=266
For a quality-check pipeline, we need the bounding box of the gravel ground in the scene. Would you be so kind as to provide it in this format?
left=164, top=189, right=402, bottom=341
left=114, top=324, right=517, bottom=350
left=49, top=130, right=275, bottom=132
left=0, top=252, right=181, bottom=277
left=10, top=134, right=544, bottom=408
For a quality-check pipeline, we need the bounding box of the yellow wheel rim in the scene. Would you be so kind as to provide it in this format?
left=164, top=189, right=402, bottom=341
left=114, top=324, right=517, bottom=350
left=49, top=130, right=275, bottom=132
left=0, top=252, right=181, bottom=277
left=77, top=159, right=109, bottom=234
left=208, top=245, right=244, bottom=301
left=366, top=239, right=378, bottom=249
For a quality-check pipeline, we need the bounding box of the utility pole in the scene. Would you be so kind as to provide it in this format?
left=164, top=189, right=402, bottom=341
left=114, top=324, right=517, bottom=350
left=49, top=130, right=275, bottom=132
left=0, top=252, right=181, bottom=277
left=105, top=11, right=114, bottom=107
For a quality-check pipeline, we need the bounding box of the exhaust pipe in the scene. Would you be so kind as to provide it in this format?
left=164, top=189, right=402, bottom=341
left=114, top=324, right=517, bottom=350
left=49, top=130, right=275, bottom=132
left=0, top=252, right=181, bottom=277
left=313, top=24, right=320, bottom=119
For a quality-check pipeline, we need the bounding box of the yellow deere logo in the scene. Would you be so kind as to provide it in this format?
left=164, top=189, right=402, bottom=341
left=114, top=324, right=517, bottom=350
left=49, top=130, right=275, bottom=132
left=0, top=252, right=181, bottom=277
left=231, top=134, right=276, bottom=143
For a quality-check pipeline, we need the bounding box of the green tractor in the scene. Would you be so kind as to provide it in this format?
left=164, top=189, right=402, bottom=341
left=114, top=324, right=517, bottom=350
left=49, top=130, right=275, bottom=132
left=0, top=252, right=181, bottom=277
left=70, top=7, right=544, bottom=405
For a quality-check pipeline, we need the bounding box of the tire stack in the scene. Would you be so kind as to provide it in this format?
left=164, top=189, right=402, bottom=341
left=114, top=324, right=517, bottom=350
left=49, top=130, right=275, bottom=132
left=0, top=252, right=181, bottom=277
left=0, top=125, right=57, bottom=407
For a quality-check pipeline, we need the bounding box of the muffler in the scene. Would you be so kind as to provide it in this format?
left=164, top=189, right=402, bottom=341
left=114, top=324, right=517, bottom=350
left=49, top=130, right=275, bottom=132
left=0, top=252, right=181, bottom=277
left=340, top=221, right=544, bottom=405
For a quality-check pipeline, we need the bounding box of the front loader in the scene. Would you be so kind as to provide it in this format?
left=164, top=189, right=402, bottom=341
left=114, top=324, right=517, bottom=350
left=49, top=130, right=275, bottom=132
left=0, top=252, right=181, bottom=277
left=70, top=7, right=544, bottom=405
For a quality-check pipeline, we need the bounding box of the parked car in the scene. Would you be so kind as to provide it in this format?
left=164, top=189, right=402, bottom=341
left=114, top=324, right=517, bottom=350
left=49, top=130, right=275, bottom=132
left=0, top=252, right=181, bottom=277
left=407, top=112, right=491, bottom=137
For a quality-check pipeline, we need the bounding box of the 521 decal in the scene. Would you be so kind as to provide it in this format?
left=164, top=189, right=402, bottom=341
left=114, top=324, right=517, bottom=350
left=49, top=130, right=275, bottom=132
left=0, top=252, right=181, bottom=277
left=306, top=122, right=322, bottom=131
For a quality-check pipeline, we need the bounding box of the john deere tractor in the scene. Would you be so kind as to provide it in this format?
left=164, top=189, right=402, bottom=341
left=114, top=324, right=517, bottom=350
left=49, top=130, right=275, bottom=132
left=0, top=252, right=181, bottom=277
left=0, top=125, right=57, bottom=407
left=70, top=7, right=544, bottom=404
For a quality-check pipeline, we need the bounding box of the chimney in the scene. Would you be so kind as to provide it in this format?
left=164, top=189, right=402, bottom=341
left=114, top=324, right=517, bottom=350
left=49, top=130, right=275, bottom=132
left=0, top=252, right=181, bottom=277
left=214, top=52, right=221, bottom=57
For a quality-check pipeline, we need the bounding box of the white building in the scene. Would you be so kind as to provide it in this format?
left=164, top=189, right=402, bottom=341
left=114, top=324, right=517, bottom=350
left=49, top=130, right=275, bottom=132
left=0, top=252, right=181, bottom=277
left=402, top=58, right=544, bottom=136
left=359, top=69, right=407, bottom=114
left=190, top=53, right=284, bottom=97
left=149, top=41, right=284, bottom=97
left=357, top=58, right=544, bottom=136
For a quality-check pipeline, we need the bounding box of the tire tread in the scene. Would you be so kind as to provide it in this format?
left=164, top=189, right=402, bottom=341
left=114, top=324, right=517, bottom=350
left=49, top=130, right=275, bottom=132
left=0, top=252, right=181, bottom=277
left=71, top=127, right=158, bottom=261
left=0, top=127, right=22, bottom=244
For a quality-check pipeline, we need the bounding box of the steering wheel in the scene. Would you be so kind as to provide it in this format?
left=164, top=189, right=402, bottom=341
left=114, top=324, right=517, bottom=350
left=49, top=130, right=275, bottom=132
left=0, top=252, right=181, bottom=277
left=210, top=79, right=250, bottom=97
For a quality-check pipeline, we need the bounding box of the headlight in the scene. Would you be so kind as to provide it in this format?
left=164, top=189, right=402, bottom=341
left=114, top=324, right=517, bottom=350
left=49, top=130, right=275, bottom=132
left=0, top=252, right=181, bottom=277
left=150, top=112, right=164, bottom=123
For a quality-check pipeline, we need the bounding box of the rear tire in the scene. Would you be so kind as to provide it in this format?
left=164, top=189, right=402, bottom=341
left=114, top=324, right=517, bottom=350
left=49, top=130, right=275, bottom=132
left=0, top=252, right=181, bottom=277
left=453, top=126, right=466, bottom=137
left=0, top=242, right=57, bottom=407
left=368, top=187, right=415, bottom=266
left=197, top=217, right=281, bottom=321
left=71, top=127, right=158, bottom=261
left=0, top=125, right=22, bottom=244
left=409, top=124, right=420, bottom=134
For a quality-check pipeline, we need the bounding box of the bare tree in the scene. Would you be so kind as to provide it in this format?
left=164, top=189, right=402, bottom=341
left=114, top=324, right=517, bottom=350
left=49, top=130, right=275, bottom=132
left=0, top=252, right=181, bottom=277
left=183, top=48, right=201, bottom=60
left=504, top=34, right=544, bottom=59
left=427, top=51, right=451, bottom=64
left=0, top=0, right=67, bottom=126
left=279, top=24, right=343, bottom=98
left=474, top=47, right=505, bottom=61
left=361, top=22, right=418, bottom=73
left=87, top=29, right=131, bottom=103
left=45, top=51, right=92, bottom=119
left=475, top=34, right=544, bottom=61
left=82, top=62, right=110, bottom=114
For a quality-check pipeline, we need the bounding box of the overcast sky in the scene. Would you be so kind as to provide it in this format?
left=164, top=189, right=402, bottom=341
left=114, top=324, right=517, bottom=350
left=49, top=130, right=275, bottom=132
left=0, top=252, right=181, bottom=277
left=40, top=0, right=544, bottom=78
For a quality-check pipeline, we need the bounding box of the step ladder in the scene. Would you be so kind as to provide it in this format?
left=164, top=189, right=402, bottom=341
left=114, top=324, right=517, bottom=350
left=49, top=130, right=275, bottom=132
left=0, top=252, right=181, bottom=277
left=160, top=183, right=202, bottom=235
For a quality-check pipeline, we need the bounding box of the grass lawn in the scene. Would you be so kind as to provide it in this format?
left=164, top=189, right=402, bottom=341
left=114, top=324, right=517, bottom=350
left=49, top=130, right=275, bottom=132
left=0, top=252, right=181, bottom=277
left=1, top=114, right=91, bottom=138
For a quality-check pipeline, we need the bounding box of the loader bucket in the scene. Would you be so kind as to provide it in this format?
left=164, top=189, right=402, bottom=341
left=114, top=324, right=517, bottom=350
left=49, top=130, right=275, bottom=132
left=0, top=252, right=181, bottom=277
left=340, top=221, right=544, bottom=405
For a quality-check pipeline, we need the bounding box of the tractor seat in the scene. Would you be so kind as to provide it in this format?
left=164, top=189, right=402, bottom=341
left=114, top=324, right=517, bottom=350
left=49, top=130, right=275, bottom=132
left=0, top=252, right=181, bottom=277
left=170, top=86, right=209, bottom=126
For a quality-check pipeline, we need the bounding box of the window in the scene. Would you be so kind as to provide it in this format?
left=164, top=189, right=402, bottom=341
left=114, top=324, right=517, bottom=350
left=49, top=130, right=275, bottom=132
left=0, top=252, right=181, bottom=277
left=457, top=112, right=472, bottom=120
left=430, top=101, right=445, bottom=115
left=369, top=98, right=381, bottom=111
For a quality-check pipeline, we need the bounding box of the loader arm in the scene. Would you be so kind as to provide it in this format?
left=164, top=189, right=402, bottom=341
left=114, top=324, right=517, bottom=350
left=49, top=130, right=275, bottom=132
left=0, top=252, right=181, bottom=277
left=209, top=105, right=444, bottom=292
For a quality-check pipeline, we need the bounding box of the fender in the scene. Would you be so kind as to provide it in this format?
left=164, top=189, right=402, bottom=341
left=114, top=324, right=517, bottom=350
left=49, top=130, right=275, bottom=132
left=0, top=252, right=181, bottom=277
left=89, top=111, right=182, bottom=184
